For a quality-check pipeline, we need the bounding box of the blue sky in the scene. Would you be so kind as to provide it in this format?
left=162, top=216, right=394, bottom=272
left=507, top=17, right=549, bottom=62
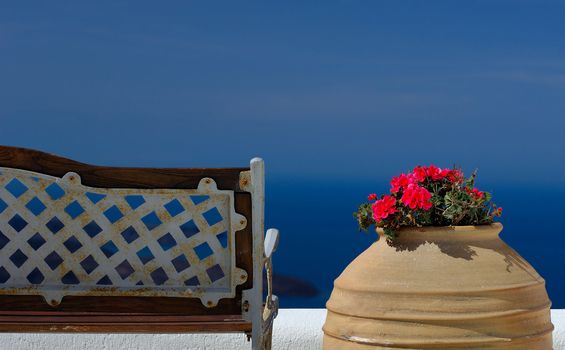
left=1, top=1, right=564, bottom=185
left=3, top=2, right=565, bottom=308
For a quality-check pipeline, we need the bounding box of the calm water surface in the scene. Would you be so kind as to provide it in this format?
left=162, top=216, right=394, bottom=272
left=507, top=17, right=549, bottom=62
left=266, top=178, right=565, bottom=308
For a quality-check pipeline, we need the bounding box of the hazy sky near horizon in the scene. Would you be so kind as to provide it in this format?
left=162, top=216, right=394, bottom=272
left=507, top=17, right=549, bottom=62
left=1, top=1, right=564, bottom=185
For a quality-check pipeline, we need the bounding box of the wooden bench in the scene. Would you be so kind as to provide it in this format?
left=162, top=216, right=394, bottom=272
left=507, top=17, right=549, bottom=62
left=0, top=146, right=279, bottom=350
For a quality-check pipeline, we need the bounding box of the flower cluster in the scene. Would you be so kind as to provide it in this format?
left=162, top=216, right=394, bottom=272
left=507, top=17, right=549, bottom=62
left=354, top=165, right=502, bottom=241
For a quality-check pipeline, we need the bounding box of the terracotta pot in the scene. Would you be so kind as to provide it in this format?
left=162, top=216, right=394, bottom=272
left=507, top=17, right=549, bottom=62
left=323, top=223, right=553, bottom=349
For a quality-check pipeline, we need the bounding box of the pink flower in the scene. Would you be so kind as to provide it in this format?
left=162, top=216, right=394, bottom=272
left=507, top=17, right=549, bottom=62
left=390, top=173, right=414, bottom=193
left=372, top=195, right=398, bottom=222
left=401, top=184, right=433, bottom=210
left=367, top=193, right=377, bottom=201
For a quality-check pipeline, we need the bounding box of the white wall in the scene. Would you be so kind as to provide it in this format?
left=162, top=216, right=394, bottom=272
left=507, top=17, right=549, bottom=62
left=0, top=309, right=563, bottom=350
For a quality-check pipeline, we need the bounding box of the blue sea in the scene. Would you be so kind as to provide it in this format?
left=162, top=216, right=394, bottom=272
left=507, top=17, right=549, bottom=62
left=266, top=178, right=565, bottom=309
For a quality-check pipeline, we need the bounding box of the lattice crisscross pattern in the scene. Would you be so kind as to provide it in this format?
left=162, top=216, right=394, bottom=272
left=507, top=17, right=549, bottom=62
left=0, top=168, right=247, bottom=307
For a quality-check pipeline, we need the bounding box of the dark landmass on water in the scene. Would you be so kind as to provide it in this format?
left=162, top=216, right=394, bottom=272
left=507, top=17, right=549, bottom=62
left=265, top=273, right=320, bottom=297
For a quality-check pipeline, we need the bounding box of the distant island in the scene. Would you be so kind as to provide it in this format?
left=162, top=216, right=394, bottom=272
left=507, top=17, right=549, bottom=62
left=267, top=273, right=320, bottom=298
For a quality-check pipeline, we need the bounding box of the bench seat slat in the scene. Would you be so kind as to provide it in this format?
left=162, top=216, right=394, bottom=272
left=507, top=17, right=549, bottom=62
left=0, top=319, right=252, bottom=333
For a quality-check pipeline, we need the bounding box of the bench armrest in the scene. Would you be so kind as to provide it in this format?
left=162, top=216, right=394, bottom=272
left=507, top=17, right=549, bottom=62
left=262, top=228, right=279, bottom=336
left=264, top=228, right=279, bottom=259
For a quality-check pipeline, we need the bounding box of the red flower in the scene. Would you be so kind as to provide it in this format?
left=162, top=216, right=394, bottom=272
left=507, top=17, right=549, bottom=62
left=400, top=184, right=433, bottom=210
left=372, top=195, right=398, bottom=222
left=412, top=166, right=428, bottom=182
left=367, top=193, right=377, bottom=201
left=390, top=173, right=414, bottom=193
left=426, top=165, right=445, bottom=180
left=465, top=187, right=484, bottom=199
left=446, top=169, right=464, bottom=183
left=439, top=168, right=452, bottom=179
left=472, top=188, right=484, bottom=199
left=410, top=165, right=464, bottom=184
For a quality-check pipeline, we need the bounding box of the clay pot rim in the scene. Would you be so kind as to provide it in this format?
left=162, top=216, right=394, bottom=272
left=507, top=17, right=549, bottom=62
left=376, top=222, right=503, bottom=240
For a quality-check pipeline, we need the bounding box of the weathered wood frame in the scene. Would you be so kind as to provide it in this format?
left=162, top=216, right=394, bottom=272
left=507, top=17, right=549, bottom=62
left=0, top=146, right=278, bottom=349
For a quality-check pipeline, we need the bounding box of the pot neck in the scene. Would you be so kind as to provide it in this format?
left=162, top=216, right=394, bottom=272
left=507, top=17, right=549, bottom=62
left=377, top=223, right=503, bottom=242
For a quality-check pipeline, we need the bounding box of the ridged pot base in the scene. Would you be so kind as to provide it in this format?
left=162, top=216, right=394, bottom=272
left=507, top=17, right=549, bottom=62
left=323, top=224, right=554, bottom=349
left=323, top=333, right=554, bottom=350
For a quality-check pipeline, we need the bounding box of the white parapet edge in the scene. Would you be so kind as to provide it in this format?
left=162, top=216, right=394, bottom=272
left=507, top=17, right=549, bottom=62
left=0, top=309, right=563, bottom=350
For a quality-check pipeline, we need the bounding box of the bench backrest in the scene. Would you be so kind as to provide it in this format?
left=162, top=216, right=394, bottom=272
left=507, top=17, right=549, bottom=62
left=0, top=166, right=247, bottom=307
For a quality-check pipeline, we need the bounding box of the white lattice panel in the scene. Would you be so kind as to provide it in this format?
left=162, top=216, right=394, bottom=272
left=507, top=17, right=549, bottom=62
left=0, top=167, right=247, bottom=307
